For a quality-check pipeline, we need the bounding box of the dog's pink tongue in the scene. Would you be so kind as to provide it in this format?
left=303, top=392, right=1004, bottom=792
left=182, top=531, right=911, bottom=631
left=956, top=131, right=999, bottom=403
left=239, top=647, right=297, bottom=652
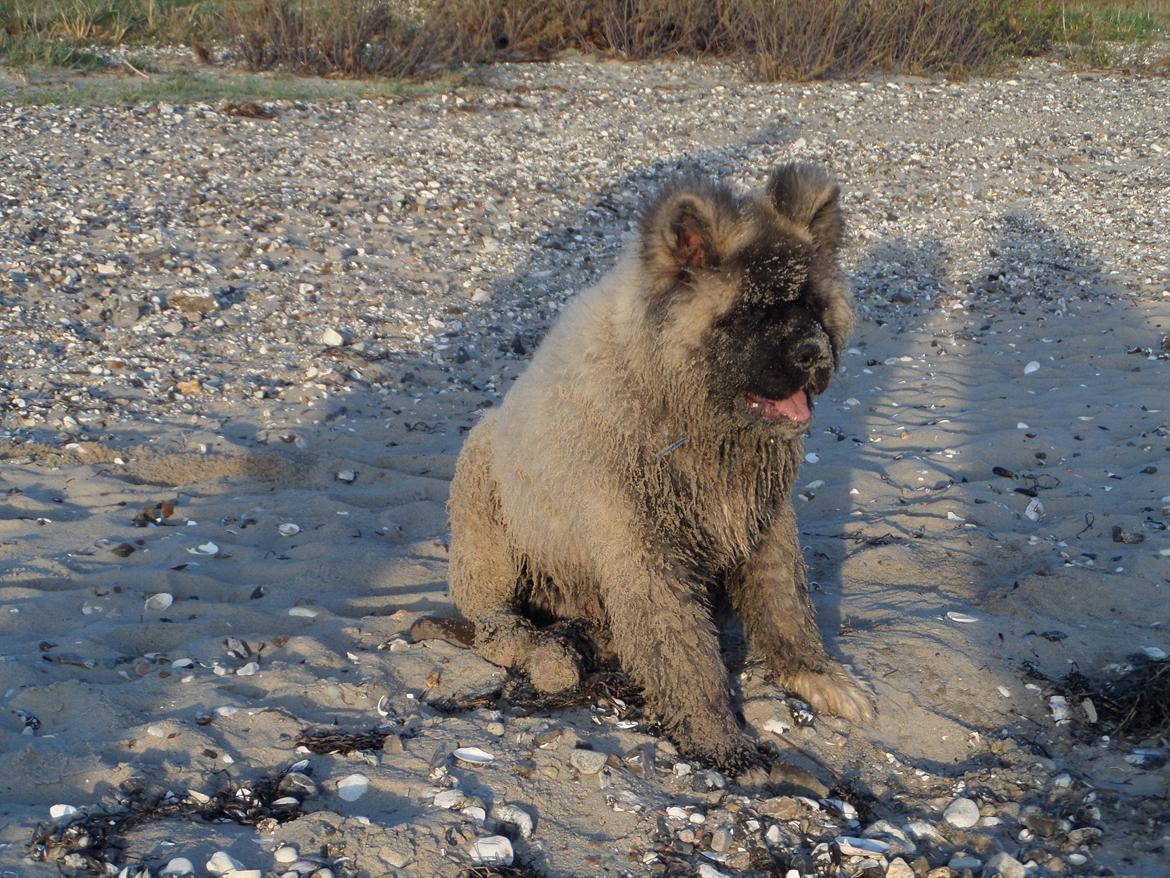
left=750, top=389, right=811, bottom=423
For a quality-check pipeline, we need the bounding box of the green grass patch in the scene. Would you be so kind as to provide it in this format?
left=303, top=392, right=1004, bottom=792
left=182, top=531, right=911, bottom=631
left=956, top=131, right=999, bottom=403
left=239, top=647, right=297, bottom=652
left=0, top=32, right=110, bottom=70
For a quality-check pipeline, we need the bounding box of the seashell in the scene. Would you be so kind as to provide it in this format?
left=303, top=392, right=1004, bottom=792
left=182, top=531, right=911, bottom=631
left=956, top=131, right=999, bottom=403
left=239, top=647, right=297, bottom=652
left=273, top=846, right=298, bottom=864
left=144, top=593, right=174, bottom=611
left=835, top=836, right=889, bottom=857
left=278, top=523, right=301, bottom=537
left=187, top=542, right=219, bottom=555
left=49, top=803, right=79, bottom=819
left=336, top=470, right=356, bottom=483
left=469, top=835, right=513, bottom=866
left=1025, top=498, right=1044, bottom=521
left=453, top=746, right=494, bottom=765
left=236, top=662, right=260, bottom=676
left=493, top=803, right=535, bottom=838
left=1023, top=360, right=1040, bottom=374
left=335, top=773, right=369, bottom=801
left=206, top=851, right=243, bottom=876
left=288, top=606, right=318, bottom=618
left=946, top=611, right=978, bottom=623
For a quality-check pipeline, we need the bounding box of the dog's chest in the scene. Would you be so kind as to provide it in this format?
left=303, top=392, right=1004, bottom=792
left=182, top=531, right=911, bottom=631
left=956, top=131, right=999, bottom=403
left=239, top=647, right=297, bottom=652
left=644, top=438, right=795, bottom=576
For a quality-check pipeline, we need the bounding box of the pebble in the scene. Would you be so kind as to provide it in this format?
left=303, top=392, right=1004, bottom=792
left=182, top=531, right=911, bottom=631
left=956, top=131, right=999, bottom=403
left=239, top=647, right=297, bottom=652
left=887, top=858, right=916, bottom=878
left=49, top=803, right=79, bottom=819
left=982, top=852, right=1027, bottom=878
left=160, top=858, right=195, bottom=877
left=206, top=851, right=244, bottom=875
left=709, top=825, right=733, bottom=853
left=493, top=803, right=535, bottom=838
left=949, top=854, right=982, bottom=870
left=273, top=846, right=298, bottom=864
left=569, top=747, right=608, bottom=774
left=943, top=797, right=981, bottom=828
left=469, top=835, right=513, bottom=866
left=433, top=789, right=465, bottom=809
left=335, top=773, right=369, bottom=801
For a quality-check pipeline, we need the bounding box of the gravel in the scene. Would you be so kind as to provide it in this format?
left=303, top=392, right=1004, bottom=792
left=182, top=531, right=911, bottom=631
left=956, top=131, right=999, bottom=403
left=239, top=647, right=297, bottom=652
left=2, top=57, right=1168, bottom=449
left=3, top=54, right=1169, bottom=878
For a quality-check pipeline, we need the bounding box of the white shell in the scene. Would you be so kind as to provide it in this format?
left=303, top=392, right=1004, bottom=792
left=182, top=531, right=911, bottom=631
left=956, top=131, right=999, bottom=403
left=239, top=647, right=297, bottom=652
left=452, top=746, right=494, bottom=764
left=288, top=607, right=318, bottom=618
left=160, top=858, right=195, bottom=877
left=206, top=851, right=243, bottom=876
left=835, top=836, right=889, bottom=856
left=1025, top=498, right=1044, bottom=521
left=763, top=717, right=791, bottom=735
left=946, top=611, right=978, bottom=624
left=469, top=835, right=514, bottom=866
left=144, top=592, right=174, bottom=611
left=236, top=661, right=260, bottom=676
left=49, top=803, right=78, bottom=819
left=187, top=541, right=219, bottom=555
left=335, top=773, right=369, bottom=801
left=278, top=523, right=301, bottom=536
left=493, top=803, right=535, bottom=838
left=273, top=845, right=299, bottom=864
left=1023, top=360, right=1040, bottom=374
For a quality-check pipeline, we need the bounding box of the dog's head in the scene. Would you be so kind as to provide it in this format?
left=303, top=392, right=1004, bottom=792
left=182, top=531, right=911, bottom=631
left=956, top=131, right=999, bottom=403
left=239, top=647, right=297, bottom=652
left=638, top=164, right=852, bottom=434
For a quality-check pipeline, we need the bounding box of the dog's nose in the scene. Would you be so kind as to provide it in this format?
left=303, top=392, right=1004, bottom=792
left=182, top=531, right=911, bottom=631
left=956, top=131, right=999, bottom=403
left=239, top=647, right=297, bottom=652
left=793, top=341, right=824, bottom=368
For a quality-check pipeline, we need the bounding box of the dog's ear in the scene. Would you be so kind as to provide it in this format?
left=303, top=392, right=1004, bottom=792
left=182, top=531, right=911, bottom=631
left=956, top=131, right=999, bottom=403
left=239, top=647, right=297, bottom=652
left=640, top=176, right=740, bottom=282
left=767, top=163, right=843, bottom=254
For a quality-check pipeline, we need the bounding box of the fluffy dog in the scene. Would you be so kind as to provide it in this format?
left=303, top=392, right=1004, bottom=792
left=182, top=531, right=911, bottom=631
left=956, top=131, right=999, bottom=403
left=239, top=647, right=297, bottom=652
left=448, top=164, right=872, bottom=771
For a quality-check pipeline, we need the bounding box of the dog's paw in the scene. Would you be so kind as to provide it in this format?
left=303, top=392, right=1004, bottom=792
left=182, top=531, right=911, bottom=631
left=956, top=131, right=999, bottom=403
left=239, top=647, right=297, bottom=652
left=783, top=666, right=874, bottom=723
left=524, top=639, right=582, bottom=693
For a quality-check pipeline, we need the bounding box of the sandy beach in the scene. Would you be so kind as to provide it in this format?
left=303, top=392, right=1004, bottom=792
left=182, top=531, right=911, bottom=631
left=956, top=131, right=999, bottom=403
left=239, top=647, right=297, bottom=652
left=1, top=56, right=1169, bottom=877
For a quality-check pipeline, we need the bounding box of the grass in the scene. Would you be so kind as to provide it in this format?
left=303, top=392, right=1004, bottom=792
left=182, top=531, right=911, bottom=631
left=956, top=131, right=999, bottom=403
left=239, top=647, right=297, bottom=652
left=1, top=0, right=1168, bottom=84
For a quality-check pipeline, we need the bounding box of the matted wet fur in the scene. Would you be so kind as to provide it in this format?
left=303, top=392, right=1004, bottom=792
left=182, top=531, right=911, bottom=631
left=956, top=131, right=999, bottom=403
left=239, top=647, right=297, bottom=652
left=448, top=163, right=873, bottom=773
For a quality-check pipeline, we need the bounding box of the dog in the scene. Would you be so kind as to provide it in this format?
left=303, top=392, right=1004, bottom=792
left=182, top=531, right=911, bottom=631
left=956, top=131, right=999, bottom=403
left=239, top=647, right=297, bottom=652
left=447, top=163, right=871, bottom=771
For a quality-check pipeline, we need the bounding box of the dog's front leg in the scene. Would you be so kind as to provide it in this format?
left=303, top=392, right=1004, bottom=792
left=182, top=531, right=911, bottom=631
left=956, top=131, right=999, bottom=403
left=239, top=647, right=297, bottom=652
left=730, top=508, right=873, bottom=722
left=594, top=548, right=762, bottom=774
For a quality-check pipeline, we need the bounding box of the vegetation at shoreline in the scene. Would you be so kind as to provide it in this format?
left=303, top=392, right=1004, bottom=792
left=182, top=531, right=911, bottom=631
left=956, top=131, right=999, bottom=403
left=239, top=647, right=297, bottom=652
left=1, top=0, right=1167, bottom=89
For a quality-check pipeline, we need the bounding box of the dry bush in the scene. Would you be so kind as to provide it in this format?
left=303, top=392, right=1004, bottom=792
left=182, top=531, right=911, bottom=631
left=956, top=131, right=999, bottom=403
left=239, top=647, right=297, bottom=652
left=222, top=0, right=430, bottom=76
left=214, top=0, right=1082, bottom=79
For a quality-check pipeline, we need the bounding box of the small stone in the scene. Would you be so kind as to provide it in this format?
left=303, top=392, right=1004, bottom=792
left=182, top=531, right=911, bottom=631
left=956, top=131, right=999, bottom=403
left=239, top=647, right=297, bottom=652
left=944, top=797, right=981, bottom=828
left=765, top=824, right=783, bottom=845
left=273, top=846, right=298, bottom=864
left=760, top=796, right=803, bottom=820
left=206, top=851, right=244, bottom=876
left=434, top=789, right=466, bottom=809
left=887, top=858, right=915, bottom=878
left=160, top=858, right=195, bottom=877
left=486, top=721, right=506, bottom=736
left=335, top=773, right=369, bottom=801
left=321, top=327, right=345, bottom=346
left=469, top=835, right=513, bottom=866
left=949, top=854, right=982, bottom=870
left=493, top=803, right=535, bottom=838
left=569, top=748, right=608, bottom=774
left=982, top=852, right=1027, bottom=878
left=710, top=825, right=733, bottom=853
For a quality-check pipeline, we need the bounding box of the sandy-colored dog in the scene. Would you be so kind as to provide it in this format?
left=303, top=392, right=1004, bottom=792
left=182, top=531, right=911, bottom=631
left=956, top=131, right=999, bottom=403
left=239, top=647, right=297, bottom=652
left=448, top=164, right=871, bottom=771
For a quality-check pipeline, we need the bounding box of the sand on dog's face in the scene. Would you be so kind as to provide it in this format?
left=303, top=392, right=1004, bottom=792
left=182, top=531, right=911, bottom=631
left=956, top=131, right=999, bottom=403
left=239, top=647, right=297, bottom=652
left=641, top=167, right=852, bottom=439
left=448, top=163, right=870, bottom=773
